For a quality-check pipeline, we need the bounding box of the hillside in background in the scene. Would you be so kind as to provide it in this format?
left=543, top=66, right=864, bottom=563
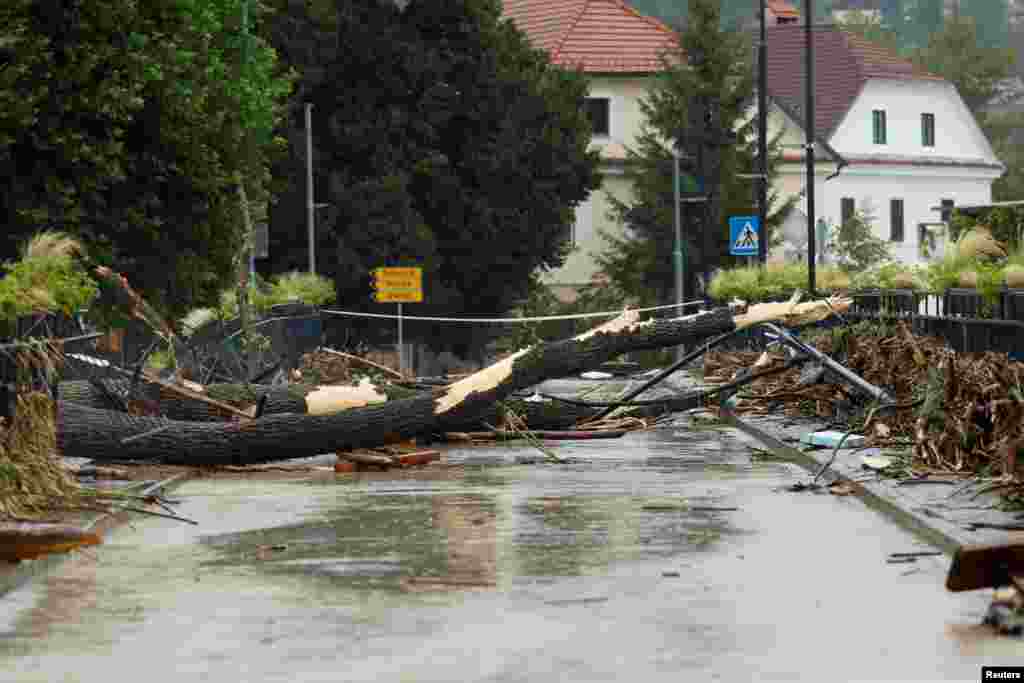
left=628, top=0, right=1014, bottom=52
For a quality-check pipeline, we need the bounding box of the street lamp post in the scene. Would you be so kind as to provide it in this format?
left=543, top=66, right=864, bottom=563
left=673, top=148, right=685, bottom=362
left=306, top=102, right=315, bottom=275
left=757, top=0, right=768, bottom=265
left=805, top=0, right=817, bottom=296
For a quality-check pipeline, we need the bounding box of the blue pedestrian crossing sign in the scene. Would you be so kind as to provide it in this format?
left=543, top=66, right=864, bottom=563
left=729, top=216, right=760, bottom=256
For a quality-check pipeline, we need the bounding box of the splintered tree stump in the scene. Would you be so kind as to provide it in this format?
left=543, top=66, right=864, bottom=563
left=56, top=299, right=850, bottom=466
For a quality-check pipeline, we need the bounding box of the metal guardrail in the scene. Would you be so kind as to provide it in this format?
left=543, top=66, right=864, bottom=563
left=703, top=290, right=1024, bottom=359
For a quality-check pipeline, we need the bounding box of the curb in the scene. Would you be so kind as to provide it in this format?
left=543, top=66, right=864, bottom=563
left=721, top=413, right=963, bottom=556
left=0, top=473, right=192, bottom=598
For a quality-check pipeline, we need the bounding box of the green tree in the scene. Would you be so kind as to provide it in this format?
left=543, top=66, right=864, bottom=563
left=986, top=112, right=1024, bottom=201
left=0, top=0, right=295, bottom=317
left=880, top=0, right=906, bottom=36
left=830, top=205, right=891, bottom=273
left=265, top=0, right=601, bottom=357
left=910, top=14, right=1016, bottom=112
left=595, top=0, right=794, bottom=307
left=906, top=14, right=1021, bottom=201
left=960, top=0, right=1009, bottom=50
left=905, top=0, right=944, bottom=50
left=835, top=10, right=901, bottom=53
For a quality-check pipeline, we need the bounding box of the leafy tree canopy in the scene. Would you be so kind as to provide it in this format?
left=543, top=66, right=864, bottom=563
left=595, top=0, right=794, bottom=308
left=264, top=0, right=601, bottom=357
left=0, top=0, right=295, bottom=318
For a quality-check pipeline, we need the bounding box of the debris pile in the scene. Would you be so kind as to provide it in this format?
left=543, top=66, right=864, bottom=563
left=0, top=392, right=79, bottom=519
left=297, top=349, right=356, bottom=385
left=704, top=320, right=1024, bottom=481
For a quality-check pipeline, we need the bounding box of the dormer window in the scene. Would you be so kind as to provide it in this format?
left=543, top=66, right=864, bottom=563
left=872, top=109, right=887, bottom=145
left=584, top=98, right=610, bottom=137
left=921, top=113, right=935, bottom=147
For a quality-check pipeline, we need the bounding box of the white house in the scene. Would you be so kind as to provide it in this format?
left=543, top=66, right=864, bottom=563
left=765, top=25, right=1005, bottom=264
left=501, top=0, right=677, bottom=302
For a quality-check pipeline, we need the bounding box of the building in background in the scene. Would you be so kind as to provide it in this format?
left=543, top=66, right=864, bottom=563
left=501, top=0, right=677, bottom=302
left=766, top=25, right=1004, bottom=264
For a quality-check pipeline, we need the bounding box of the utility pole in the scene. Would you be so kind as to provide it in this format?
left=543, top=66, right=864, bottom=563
left=672, top=147, right=684, bottom=362
left=236, top=0, right=253, bottom=380
left=805, top=0, right=817, bottom=296
left=757, top=0, right=769, bottom=265
left=306, top=102, right=315, bottom=275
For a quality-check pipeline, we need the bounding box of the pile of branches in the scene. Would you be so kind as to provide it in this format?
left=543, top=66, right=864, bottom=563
left=704, top=320, right=1024, bottom=479
left=0, top=392, right=80, bottom=518
left=298, top=350, right=354, bottom=385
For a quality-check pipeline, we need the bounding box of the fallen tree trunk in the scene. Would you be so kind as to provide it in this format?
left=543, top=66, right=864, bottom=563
left=57, top=299, right=848, bottom=465
left=59, top=375, right=597, bottom=428
left=58, top=379, right=312, bottom=420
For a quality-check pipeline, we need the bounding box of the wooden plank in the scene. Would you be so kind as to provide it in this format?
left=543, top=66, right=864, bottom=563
left=946, top=543, right=1024, bottom=592
left=338, top=452, right=393, bottom=467
left=393, top=450, right=441, bottom=467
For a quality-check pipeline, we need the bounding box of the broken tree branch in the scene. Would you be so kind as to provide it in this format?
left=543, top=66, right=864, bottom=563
left=57, top=301, right=850, bottom=465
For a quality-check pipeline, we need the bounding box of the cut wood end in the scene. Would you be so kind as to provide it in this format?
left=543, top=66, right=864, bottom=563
left=306, top=377, right=389, bottom=415
left=575, top=308, right=642, bottom=341
left=435, top=347, right=530, bottom=415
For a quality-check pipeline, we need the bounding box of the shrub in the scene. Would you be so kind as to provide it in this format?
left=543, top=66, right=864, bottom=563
left=957, top=226, right=1006, bottom=261
left=0, top=231, right=98, bottom=325
left=860, top=262, right=926, bottom=290
left=708, top=265, right=762, bottom=302
left=830, top=207, right=891, bottom=272
left=190, top=271, right=337, bottom=327
left=818, top=267, right=851, bottom=292
left=266, top=271, right=336, bottom=307
left=707, top=263, right=849, bottom=303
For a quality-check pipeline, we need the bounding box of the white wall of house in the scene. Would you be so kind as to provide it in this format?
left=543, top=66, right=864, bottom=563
left=585, top=75, right=653, bottom=149
left=815, top=168, right=994, bottom=263
left=542, top=169, right=634, bottom=293
left=543, top=75, right=652, bottom=291
left=831, top=79, right=999, bottom=163
left=820, top=78, right=1000, bottom=264
left=773, top=164, right=844, bottom=260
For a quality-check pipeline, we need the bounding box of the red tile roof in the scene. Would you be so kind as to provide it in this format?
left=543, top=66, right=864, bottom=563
left=766, top=26, right=944, bottom=139
left=501, top=0, right=678, bottom=73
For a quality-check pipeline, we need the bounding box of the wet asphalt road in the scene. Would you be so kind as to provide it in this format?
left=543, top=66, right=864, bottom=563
left=0, top=420, right=1017, bottom=682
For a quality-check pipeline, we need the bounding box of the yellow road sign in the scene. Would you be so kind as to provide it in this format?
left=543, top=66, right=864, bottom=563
left=374, top=289, right=423, bottom=303
left=373, top=267, right=423, bottom=303
left=374, top=267, right=422, bottom=289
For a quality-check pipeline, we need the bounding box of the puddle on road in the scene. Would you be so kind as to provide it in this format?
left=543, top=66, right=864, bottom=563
left=0, top=427, right=1015, bottom=682
left=195, top=429, right=756, bottom=592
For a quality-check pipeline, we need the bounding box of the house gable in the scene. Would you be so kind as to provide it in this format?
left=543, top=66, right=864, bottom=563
left=766, top=26, right=943, bottom=141
left=829, top=79, right=1003, bottom=171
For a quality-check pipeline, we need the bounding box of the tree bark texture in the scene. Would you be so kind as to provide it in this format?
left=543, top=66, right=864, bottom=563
left=57, top=308, right=737, bottom=464
left=57, top=379, right=602, bottom=429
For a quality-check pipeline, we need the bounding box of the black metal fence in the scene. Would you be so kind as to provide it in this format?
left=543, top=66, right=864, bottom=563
left=704, top=288, right=1024, bottom=360
left=1, top=304, right=325, bottom=386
